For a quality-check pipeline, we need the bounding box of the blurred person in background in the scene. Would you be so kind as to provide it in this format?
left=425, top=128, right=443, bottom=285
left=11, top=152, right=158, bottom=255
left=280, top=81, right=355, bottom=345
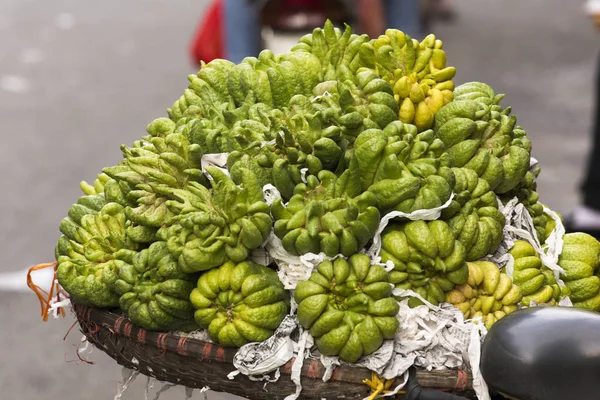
left=566, top=2, right=600, bottom=238
left=224, top=0, right=263, bottom=64
left=224, top=0, right=351, bottom=63
left=222, top=0, right=447, bottom=63
left=358, top=0, right=422, bottom=39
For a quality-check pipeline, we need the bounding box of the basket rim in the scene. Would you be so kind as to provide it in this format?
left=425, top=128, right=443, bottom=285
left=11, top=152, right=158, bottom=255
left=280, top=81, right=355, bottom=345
left=73, top=302, right=473, bottom=392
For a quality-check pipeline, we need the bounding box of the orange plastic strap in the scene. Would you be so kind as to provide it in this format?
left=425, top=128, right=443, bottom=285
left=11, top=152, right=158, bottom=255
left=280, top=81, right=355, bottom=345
left=26, top=262, right=66, bottom=321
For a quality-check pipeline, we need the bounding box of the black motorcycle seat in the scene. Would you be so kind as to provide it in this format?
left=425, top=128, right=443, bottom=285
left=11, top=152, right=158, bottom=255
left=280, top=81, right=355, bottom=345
left=480, top=306, right=600, bottom=400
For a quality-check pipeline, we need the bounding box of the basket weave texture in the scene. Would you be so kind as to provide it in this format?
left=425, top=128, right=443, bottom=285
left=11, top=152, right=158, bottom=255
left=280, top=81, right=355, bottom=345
left=73, top=303, right=475, bottom=400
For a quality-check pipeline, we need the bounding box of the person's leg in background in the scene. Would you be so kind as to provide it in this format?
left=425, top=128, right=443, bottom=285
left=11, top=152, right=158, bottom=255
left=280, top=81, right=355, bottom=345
left=357, top=0, right=385, bottom=38
left=224, top=0, right=262, bottom=64
left=568, top=52, right=600, bottom=237
left=383, top=0, right=423, bottom=39
left=357, top=0, right=422, bottom=39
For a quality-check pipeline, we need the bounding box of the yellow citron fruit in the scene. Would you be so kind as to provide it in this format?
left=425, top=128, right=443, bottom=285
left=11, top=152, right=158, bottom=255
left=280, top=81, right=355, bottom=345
left=481, top=295, right=496, bottom=315
left=457, top=283, right=475, bottom=299
left=446, top=289, right=466, bottom=304
left=394, top=76, right=411, bottom=98
left=476, top=261, right=501, bottom=294
left=426, top=88, right=445, bottom=114
left=441, top=89, right=454, bottom=105
left=467, top=262, right=484, bottom=287
left=455, top=302, right=471, bottom=316
left=447, top=261, right=521, bottom=330
left=414, top=102, right=434, bottom=131
left=494, top=274, right=512, bottom=300
left=484, top=314, right=496, bottom=330
left=409, top=83, right=425, bottom=103
left=377, top=32, right=455, bottom=131
left=501, top=285, right=522, bottom=306
left=399, top=97, right=416, bottom=123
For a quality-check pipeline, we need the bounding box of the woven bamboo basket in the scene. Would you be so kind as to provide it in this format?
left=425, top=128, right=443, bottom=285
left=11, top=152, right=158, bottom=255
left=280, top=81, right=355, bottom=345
left=73, top=303, right=475, bottom=399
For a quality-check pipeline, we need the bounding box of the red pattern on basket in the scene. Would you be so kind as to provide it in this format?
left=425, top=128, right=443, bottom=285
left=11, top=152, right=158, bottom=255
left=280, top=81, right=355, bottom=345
left=331, top=367, right=339, bottom=381
left=88, top=323, right=101, bottom=335
left=201, top=343, right=212, bottom=361
left=455, top=370, right=468, bottom=391
left=215, top=347, right=225, bottom=362
left=114, top=316, right=126, bottom=334
left=123, top=322, right=133, bottom=338
left=177, top=337, right=188, bottom=356
left=156, top=333, right=168, bottom=353
left=282, top=358, right=295, bottom=374
left=307, top=360, right=320, bottom=379
left=137, top=328, right=147, bottom=344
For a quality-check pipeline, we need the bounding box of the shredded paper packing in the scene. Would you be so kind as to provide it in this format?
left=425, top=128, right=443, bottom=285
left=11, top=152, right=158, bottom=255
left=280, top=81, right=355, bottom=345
left=264, top=232, right=329, bottom=289
left=468, top=323, right=490, bottom=400
left=367, top=193, right=455, bottom=259
left=262, top=184, right=282, bottom=206
left=200, top=152, right=230, bottom=178
left=231, top=315, right=297, bottom=378
left=284, top=328, right=314, bottom=400
left=175, top=329, right=212, bottom=343
left=392, top=298, right=472, bottom=372
left=115, top=367, right=209, bottom=400
left=114, top=367, right=140, bottom=400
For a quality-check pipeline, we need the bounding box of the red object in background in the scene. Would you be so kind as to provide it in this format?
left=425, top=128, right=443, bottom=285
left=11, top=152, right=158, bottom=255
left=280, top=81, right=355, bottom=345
left=189, top=0, right=224, bottom=65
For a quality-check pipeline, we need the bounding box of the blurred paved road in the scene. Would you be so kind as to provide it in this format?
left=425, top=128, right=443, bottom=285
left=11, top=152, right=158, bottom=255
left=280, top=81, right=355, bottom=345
left=0, top=1, right=597, bottom=399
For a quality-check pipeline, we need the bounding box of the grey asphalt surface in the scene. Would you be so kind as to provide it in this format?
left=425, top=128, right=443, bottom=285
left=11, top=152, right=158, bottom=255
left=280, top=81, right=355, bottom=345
left=0, top=0, right=597, bottom=399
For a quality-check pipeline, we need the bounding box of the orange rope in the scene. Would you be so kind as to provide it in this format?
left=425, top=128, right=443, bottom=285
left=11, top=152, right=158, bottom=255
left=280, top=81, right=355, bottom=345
left=26, top=262, right=66, bottom=321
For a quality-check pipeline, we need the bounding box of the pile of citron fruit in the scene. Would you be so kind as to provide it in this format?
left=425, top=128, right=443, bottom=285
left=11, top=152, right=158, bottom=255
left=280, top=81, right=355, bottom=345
left=54, top=21, right=600, bottom=363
